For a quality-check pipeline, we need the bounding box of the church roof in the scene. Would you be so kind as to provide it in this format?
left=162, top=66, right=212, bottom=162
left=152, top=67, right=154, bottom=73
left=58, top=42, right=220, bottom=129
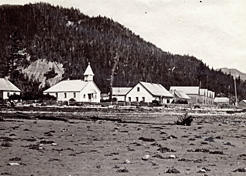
left=0, top=78, right=21, bottom=92
left=84, top=63, right=94, bottom=76
left=44, top=80, right=89, bottom=93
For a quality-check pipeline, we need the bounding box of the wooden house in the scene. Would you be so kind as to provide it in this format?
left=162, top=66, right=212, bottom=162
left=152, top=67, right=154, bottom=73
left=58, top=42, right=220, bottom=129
left=125, top=82, right=173, bottom=104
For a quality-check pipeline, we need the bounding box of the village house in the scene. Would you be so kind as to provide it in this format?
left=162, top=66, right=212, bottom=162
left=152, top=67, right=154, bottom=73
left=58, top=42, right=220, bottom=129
left=170, top=86, right=201, bottom=104
left=170, top=86, right=215, bottom=105
left=0, top=78, right=21, bottom=100
left=112, top=87, right=132, bottom=102
left=200, top=89, right=215, bottom=105
left=200, top=88, right=208, bottom=104
left=207, top=90, right=215, bottom=105
left=125, top=82, right=173, bottom=104
left=44, top=63, right=101, bottom=103
left=169, top=89, right=191, bottom=104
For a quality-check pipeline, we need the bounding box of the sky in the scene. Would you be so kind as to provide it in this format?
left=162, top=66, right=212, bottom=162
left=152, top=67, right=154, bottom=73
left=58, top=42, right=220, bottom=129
left=1, top=0, right=246, bottom=72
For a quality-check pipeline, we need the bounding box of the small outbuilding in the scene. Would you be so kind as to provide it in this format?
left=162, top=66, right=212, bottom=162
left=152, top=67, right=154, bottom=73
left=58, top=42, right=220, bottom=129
left=214, top=97, right=230, bottom=106
left=0, top=78, right=21, bottom=100
left=112, top=87, right=132, bottom=102
left=44, top=63, right=101, bottom=103
left=126, top=81, right=173, bottom=104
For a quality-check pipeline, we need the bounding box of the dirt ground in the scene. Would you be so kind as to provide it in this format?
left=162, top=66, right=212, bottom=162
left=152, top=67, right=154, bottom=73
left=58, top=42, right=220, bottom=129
left=0, top=109, right=246, bottom=176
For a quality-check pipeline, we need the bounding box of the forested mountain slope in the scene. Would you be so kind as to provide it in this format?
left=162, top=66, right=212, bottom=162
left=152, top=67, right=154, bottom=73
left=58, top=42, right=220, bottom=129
left=0, top=3, right=245, bottom=100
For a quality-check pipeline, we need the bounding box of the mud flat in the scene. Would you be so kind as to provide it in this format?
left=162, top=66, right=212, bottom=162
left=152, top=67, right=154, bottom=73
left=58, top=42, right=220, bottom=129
left=0, top=108, right=246, bottom=175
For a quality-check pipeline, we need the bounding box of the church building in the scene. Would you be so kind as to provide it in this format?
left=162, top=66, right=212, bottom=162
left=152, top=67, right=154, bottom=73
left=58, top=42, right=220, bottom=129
left=43, top=63, right=101, bottom=103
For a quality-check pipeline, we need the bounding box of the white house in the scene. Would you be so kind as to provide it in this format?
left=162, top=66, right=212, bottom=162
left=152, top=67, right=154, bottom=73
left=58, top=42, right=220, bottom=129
left=200, top=88, right=208, bottom=104
left=112, top=87, right=132, bottom=101
left=0, top=78, right=21, bottom=100
left=125, top=82, right=173, bottom=104
left=44, top=63, right=101, bottom=103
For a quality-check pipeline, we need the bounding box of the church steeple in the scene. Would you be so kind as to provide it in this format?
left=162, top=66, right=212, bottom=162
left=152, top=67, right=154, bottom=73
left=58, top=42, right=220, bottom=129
left=84, top=62, right=94, bottom=82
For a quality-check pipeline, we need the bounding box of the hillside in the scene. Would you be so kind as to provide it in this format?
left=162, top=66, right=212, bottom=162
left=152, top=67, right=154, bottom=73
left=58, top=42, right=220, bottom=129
left=0, top=3, right=246, bottom=100
left=220, top=68, right=246, bottom=81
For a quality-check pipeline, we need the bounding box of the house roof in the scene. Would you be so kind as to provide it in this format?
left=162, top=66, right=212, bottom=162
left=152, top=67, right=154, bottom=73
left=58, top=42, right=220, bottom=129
left=112, top=87, right=132, bottom=96
left=241, top=100, right=246, bottom=103
left=170, top=86, right=200, bottom=95
left=0, top=78, right=21, bottom=92
left=84, top=63, right=94, bottom=76
left=44, top=80, right=89, bottom=93
left=214, top=97, right=229, bottom=103
left=140, top=82, right=173, bottom=98
left=171, top=90, right=191, bottom=100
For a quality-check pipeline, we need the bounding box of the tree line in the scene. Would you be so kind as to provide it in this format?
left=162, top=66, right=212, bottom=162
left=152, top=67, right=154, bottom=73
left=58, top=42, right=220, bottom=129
left=0, top=3, right=245, bottom=101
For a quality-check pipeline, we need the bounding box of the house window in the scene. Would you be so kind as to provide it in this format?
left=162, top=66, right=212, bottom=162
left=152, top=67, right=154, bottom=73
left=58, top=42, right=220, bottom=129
left=74, top=92, right=76, bottom=98
left=136, top=97, right=139, bottom=102
left=142, top=97, right=145, bottom=102
left=83, top=94, right=86, bottom=98
left=128, top=97, right=131, bottom=102
left=64, top=93, right=67, bottom=98
left=137, top=87, right=140, bottom=92
left=7, top=92, right=10, bottom=97
left=56, top=93, right=58, bottom=98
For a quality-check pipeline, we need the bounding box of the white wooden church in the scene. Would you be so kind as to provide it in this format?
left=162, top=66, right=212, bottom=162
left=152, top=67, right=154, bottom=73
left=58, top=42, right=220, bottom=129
left=44, top=63, right=101, bottom=103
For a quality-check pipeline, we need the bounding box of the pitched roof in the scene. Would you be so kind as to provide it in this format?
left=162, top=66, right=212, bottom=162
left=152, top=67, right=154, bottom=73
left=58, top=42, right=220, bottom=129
left=44, top=80, right=89, bottom=93
left=112, top=87, right=132, bottom=96
left=170, top=86, right=200, bottom=95
left=0, top=78, right=21, bottom=92
left=140, top=82, right=173, bottom=98
left=84, top=63, right=94, bottom=76
left=171, top=90, right=191, bottom=100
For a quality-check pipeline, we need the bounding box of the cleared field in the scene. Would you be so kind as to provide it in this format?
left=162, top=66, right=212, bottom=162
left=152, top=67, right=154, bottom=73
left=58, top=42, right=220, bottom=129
left=0, top=108, right=246, bottom=176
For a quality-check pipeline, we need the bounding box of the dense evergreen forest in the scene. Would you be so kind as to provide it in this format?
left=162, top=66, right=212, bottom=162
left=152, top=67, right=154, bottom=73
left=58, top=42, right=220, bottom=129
left=0, top=3, right=245, bottom=101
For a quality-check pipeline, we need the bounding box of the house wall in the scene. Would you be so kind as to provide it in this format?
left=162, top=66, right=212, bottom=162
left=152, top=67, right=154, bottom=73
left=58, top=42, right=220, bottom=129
left=46, top=82, right=101, bottom=103
left=46, top=92, right=80, bottom=102
left=2, top=91, right=20, bottom=100
left=126, top=83, right=154, bottom=103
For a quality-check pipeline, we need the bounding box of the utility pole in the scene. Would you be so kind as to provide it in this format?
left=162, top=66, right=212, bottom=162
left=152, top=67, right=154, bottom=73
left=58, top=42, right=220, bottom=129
left=109, top=53, right=120, bottom=103
left=234, top=76, right=238, bottom=107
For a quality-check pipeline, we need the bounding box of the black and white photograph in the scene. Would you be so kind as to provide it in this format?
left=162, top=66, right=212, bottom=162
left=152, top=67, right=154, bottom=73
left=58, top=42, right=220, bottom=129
left=0, top=0, right=246, bottom=175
